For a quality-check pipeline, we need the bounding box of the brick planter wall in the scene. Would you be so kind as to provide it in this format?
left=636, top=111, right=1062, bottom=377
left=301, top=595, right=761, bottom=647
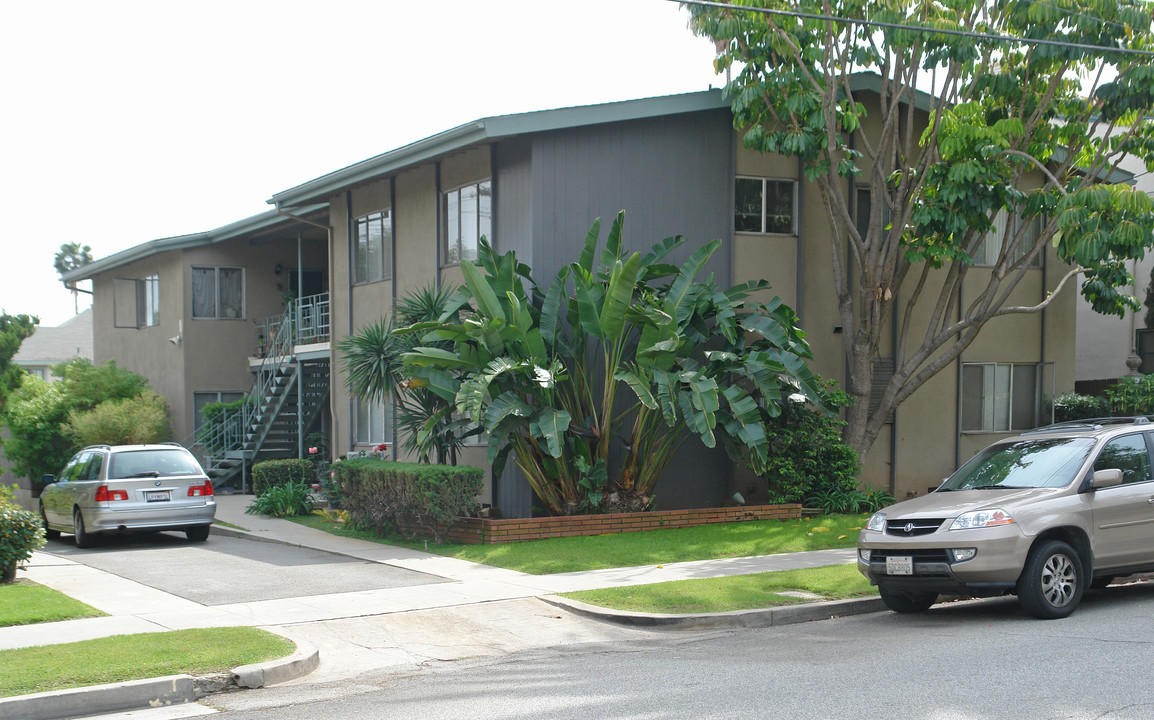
left=401, top=504, right=803, bottom=545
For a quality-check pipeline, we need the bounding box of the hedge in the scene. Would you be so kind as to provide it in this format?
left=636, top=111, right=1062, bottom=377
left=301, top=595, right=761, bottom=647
left=252, top=458, right=315, bottom=496
left=332, top=458, right=483, bottom=543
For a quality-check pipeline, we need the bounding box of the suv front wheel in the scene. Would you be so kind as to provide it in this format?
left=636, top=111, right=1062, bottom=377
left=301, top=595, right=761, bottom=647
left=1017, top=540, right=1084, bottom=619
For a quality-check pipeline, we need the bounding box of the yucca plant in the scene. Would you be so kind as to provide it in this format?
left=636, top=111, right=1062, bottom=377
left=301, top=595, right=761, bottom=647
left=400, top=211, right=829, bottom=515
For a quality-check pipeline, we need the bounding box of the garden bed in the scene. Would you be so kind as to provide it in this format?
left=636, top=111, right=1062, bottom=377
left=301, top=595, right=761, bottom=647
left=397, top=503, right=803, bottom=545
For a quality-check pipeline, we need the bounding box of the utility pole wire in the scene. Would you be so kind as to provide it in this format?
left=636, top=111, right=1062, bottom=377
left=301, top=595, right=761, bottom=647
left=675, top=0, right=1154, bottom=58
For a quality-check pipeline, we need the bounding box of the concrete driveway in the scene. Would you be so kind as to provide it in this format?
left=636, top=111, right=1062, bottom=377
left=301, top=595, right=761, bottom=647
left=40, top=531, right=448, bottom=605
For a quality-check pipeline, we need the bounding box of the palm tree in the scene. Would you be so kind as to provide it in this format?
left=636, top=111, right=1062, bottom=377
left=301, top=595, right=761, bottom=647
left=53, top=242, right=94, bottom=314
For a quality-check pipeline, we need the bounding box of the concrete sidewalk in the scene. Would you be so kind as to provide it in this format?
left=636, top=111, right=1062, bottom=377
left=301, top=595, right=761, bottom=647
left=1, top=495, right=876, bottom=718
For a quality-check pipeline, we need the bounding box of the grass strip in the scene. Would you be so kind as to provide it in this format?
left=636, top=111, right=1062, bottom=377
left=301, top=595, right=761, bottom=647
left=560, top=563, right=877, bottom=614
left=0, top=580, right=106, bottom=627
left=289, top=512, right=866, bottom=575
left=0, top=627, right=296, bottom=698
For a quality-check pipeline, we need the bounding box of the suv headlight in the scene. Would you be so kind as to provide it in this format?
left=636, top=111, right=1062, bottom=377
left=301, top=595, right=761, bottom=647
left=866, top=512, right=886, bottom=532
left=949, top=509, right=1015, bottom=530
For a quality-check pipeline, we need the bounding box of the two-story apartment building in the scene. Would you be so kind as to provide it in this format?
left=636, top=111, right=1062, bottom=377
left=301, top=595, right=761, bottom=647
left=67, top=86, right=1082, bottom=516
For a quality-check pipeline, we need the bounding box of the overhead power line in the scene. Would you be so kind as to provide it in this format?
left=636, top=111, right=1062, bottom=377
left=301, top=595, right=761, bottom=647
left=675, top=0, right=1154, bottom=58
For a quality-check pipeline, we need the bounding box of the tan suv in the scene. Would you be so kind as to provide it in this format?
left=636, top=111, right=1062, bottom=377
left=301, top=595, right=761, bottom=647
left=857, top=418, right=1154, bottom=619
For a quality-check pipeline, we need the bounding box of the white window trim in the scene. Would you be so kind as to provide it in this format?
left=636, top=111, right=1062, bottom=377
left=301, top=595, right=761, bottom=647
left=441, top=178, right=492, bottom=267
left=353, top=209, right=392, bottom=285
left=735, top=176, right=797, bottom=235
left=354, top=397, right=393, bottom=447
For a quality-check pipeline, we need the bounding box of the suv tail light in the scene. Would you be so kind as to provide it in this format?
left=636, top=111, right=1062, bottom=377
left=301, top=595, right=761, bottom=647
left=188, top=482, right=214, bottom=497
left=94, top=485, right=128, bottom=502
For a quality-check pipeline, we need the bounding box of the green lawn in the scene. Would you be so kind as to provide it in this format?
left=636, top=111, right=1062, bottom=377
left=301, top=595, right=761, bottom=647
left=0, top=627, right=296, bottom=698
left=561, top=563, right=876, bottom=614
left=291, top=512, right=867, bottom=575
left=0, top=581, right=106, bottom=627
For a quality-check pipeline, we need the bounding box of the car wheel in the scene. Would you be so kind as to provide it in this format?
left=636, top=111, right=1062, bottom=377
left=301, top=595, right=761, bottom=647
left=73, top=509, right=96, bottom=549
left=1090, top=576, right=1115, bottom=590
left=40, top=504, right=60, bottom=540
left=185, top=525, right=210, bottom=542
left=1017, top=540, right=1083, bottom=619
left=879, top=586, right=938, bottom=613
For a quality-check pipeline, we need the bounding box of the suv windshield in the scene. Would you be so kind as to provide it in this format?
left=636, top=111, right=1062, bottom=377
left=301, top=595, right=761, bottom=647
left=108, top=450, right=202, bottom=479
left=939, top=437, right=1095, bottom=491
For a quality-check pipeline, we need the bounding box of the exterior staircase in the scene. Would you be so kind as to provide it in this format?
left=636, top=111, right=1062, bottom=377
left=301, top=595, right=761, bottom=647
left=188, top=293, right=331, bottom=489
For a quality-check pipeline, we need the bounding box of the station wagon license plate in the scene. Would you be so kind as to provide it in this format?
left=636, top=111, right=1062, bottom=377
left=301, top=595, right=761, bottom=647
left=145, top=490, right=170, bottom=503
left=886, top=556, right=913, bottom=575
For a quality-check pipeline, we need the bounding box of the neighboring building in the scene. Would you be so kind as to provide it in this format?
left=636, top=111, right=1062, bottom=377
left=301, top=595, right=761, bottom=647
left=68, top=86, right=1089, bottom=514
left=12, top=309, right=93, bottom=380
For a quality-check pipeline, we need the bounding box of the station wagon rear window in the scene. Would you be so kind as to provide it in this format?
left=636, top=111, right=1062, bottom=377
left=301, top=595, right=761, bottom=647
left=108, top=450, right=201, bottom=479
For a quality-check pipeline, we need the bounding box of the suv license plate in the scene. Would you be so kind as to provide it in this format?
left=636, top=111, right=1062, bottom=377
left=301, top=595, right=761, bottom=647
left=145, top=491, right=170, bottom=503
left=886, top=556, right=914, bottom=575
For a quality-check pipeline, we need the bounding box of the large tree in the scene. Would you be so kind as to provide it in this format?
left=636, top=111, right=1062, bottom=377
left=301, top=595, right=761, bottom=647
left=687, top=0, right=1154, bottom=457
left=0, top=314, right=38, bottom=419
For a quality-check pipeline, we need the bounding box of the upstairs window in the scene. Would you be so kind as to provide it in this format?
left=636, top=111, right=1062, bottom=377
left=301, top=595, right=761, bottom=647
left=735, top=177, right=795, bottom=234
left=972, top=211, right=1045, bottom=267
left=192, top=266, right=244, bottom=319
left=354, top=209, right=392, bottom=284
left=442, top=179, right=492, bottom=265
left=962, top=362, right=1039, bottom=433
left=113, top=274, right=159, bottom=329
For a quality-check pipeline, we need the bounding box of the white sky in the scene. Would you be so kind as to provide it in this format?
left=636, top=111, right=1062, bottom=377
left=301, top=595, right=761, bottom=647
left=0, top=0, right=723, bottom=327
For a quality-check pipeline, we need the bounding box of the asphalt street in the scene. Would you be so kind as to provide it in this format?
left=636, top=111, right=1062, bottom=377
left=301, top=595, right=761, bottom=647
left=39, top=531, right=447, bottom=604
left=206, top=583, right=1154, bottom=720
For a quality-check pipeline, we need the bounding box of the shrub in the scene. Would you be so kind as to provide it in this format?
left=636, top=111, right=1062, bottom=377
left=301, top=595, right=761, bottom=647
left=758, top=382, right=862, bottom=504
left=251, top=459, right=314, bottom=496
left=67, top=391, right=172, bottom=446
left=1105, top=375, right=1154, bottom=416
left=333, top=458, right=483, bottom=543
left=245, top=481, right=315, bottom=518
left=0, top=500, right=46, bottom=582
left=808, top=485, right=894, bottom=514
left=1046, top=393, right=1110, bottom=423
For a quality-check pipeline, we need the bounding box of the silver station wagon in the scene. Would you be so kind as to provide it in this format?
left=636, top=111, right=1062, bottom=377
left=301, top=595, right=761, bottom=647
left=858, top=418, right=1154, bottom=619
left=39, top=443, right=216, bottom=547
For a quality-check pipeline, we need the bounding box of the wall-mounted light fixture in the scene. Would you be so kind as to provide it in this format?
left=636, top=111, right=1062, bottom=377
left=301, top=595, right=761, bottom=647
left=274, top=263, right=283, bottom=277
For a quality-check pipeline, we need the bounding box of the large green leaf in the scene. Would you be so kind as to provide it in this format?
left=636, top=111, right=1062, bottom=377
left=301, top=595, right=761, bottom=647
left=578, top=217, right=602, bottom=273
left=601, top=210, right=626, bottom=267
left=460, top=260, right=506, bottom=322
left=599, top=252, right=641, bottom=342
left=574, top=280, right=603, bottom=340
left=406, top=366, right=460, bottom=402
left=530, top=407, right=571, bottom=458
left=665, top=239, right=721, bottom=324
left=540, top=267, right=570, bottom=348
left=483, top=391, right=534, bottom=431
left=614, top=366, right=658, bottom=410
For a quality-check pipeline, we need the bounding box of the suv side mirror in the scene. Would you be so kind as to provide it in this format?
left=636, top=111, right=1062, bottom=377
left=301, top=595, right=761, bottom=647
left=1092, top=468, right=1124, bottom=489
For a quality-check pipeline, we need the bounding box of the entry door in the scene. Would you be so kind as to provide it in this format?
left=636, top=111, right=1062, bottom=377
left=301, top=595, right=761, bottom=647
left=1091, top=433, right=1154, bottom=570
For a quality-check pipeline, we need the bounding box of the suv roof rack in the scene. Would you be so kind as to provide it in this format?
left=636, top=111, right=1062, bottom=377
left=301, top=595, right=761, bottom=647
left=1021, top=416, right=1152, bottom=434
left=81, top=444, right=111, bottom=450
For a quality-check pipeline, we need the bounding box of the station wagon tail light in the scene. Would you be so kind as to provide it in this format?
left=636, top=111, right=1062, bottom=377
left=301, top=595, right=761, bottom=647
left=188, top=482, right=214, bottom=497
left=949, top=509, right=1015, bottom=530
left=94, top=485, right=128, bottom=502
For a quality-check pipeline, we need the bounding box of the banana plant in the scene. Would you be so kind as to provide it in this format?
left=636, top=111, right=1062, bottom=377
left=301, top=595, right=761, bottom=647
left=400, top=212, right=828, bottom=515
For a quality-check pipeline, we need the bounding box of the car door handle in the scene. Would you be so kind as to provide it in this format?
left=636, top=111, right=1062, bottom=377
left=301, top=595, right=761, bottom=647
left=1148, top=497, right=1154, bottom=504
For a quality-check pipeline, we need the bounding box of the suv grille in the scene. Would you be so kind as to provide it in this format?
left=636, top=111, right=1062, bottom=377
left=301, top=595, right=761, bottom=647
left=885, top=518, right=945, bottom=537
left=871, top=549, right=951, bottom=563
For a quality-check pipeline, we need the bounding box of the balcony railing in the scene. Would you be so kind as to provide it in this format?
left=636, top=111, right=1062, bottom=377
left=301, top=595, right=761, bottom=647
left=254, top=292, right=330, bottom=356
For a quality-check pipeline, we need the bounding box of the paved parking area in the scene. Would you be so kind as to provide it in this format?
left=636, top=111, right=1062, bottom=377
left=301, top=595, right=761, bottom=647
left=42, top=532, right=448, bottom=605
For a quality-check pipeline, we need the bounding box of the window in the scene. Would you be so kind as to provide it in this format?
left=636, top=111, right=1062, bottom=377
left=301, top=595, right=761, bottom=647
left=972, top=211, right=1045, bottom=267
left=1094, top=435, right=1153, bottom=485
left=962, top=362, right=1040, bottom=432
left=192, top=267, right=244, bottom=319
left=442, top=179, right=492, bottom=265
left=113, top=274, right=160, bottom=329
left=354, top=210, right=392, bottom=284
left=193, top=391, right=245, bottom=430
left=735, top=177, right=795, bottom=234
left=355, top=397, right=392, bottom=445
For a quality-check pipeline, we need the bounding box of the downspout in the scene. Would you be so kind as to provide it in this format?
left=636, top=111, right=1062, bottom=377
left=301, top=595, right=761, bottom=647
left=347, top=192, right=354, bottom=455
left=390, top=176, right=398, bottom=461
left=297, top=230, right=304, bottom=460
left=1040, top=234, right=1048, bottom=424
left=795, top=155, right=804, bottom=319
left=435, top=162, right=442, bottom=291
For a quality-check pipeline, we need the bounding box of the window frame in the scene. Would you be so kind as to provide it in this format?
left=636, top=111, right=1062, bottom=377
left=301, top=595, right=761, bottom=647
left=734, top=176, right=797, bottom=235
left=191, top=266, right=245, bottom=320
left=193, top=390, right=245, bottom=430
left=354, top=397, right=393, bottom=446
left=353, top=209, right=393, bottom=285
left=441, top=178, right=492, bottom=267
left=961, top=361, right=1042, bottom=433
left=971, top=211, right=1045, bottom=268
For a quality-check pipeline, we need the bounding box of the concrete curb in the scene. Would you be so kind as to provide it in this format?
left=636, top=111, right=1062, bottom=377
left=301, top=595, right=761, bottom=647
left=541, top=595, right=889, bottom=630
left=0, top=635, right=319, bottom=720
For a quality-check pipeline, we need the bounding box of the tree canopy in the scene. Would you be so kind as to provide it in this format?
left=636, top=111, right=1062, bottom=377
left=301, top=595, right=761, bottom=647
left=0, top=313, right=37, bottom=420
left=53, top=242, right=93, bottom=314
left=688, top=0, right=1154, bottom=455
